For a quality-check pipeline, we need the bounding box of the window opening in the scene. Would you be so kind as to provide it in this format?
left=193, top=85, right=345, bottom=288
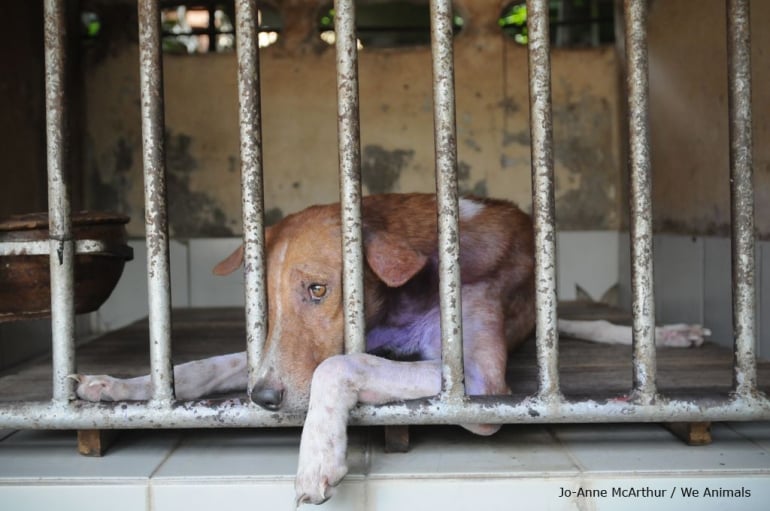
left=161, top=1, right=281, bottom=54
left=319, top=1, right=464, bottom=49
left=499, top=0, right=614, bottom=47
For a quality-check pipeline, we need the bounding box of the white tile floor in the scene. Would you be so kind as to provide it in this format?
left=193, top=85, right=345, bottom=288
left=1, top=422, right=769, bottom=511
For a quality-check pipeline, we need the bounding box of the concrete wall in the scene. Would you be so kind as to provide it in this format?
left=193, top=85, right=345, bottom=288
left=0, top=2, right=46, bottom=218
left=81, top=0, right=623, bottom=238
left=647, top=0, right=770, bottom=239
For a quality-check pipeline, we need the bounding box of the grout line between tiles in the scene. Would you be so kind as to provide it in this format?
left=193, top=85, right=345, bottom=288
left=724, top=422, right=770, bottom=453
left=545, top=425, right=587, bottom=474
left=148, top=432, right=187, bottom=481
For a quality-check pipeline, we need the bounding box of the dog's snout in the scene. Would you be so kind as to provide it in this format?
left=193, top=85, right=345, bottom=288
left=251, top=385, right=284, bottom=411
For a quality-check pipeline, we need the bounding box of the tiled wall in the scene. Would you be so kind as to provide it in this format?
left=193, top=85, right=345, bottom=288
left=619, top=235, right=770, bottom=358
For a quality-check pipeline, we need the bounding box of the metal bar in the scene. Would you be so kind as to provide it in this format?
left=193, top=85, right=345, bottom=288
left=726, top=0, right=757, bottom=396
left=624, top=0, right=657, bottom=403
left=44, top=0, right=76, bottom=403
left=526, top=0, right=560, bottom=400
left=0, top=240, right=133, bottom=258
left=334, top=0, right=366, bottom=354
left=234, top=0, right=268, bottom=397
left=429, top=0, right=464, bottom=399
left=138, top=0, right=175, bottom=403
left=2, top=393, right=770, bottom=430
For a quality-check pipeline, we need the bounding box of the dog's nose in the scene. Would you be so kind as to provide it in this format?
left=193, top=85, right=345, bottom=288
left=251, top=385, right=284, bottom=411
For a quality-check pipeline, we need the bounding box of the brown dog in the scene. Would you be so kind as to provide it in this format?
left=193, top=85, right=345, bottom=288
left=76, top=193, right=708, bottom=506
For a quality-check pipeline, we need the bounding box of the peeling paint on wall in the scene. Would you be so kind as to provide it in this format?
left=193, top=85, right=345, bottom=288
left=165, top=130, right=235, bottom=238
left=361, top=145, right=414, bottom=194
left=80, top=0, right=627, bottom=238
left=552, top=91, right=618, bottom=230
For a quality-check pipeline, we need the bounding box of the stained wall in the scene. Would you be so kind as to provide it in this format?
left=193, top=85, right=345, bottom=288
left=81, top=0, right=623, bottom=238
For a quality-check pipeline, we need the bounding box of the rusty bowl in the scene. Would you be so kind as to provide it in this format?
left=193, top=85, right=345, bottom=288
left=0, top=211, right=133, bottom=322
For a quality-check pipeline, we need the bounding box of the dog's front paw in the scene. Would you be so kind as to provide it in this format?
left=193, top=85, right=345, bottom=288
left=295, top=414, right=349, bottom=506
left=656, top=324, right=711, bottom=348
left=294, top=404, right=348, bottom=507
left=72, top=374, right=146, bottom=401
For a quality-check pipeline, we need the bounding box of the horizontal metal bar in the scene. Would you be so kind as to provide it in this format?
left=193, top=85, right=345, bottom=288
left=624, top=0, right=657, bottom=402
left=0, top=240, right=133, bottom=259
left=234, top=0, right=268, bottom=396
left=334, top=0, right=366, bottom=355
left=526, top=0, right=560, bottom=400
left=2, top=393, right=770, bottom=430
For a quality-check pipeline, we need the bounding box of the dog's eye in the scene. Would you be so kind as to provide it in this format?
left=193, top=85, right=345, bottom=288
left=308, top=284, right=327, bottom=302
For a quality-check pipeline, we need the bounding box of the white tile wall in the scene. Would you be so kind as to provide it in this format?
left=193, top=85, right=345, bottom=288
left=761, top=242, right=769, bottom=358
left=617, top=236, right=769, bottom=355
left=90, top=240, right=190, bottom=332
left=653, top=235, right=704, bottom=325
left=556, top=231, right=621, bottom=301
left=703, top=237, right=733, bottom=349
left=188, top=238, right=245, bottom=307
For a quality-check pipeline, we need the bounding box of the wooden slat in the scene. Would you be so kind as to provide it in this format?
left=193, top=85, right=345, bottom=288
left=77, top=429, right=119, bottom=456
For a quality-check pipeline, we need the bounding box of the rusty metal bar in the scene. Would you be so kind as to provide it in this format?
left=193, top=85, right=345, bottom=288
left=44, top=0, right=76, bottom=403
left=726, top=0, right=757, bottom=396
left=138, top=0, right=175, bottom=403
left=526, top=0, right=560, bottom=400
left=2, top=393, right=770, bottom=429
left=429, top=0, right=465, bottom=399
left=334, top=0, right=366, bottom=355
left=234, top=0, right=268, bottom=397
left=624, top=0, right=657, bottom=403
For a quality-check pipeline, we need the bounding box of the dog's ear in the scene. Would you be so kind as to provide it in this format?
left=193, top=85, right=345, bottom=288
left=212, top=227, right=274, bottom=276
left=364, top=230, right=429, bottom=287
left=213, top=244, right=244, bottom=276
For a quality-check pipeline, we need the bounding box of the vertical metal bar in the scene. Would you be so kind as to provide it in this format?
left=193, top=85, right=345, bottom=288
left=44, top=0, right=76, bottom=403
left=138, top=0, right=174, bottom=403
left=624, top=0, right=657, bottom=402
left=429, top=0, right=464, bottom=398
left=334, top=0, right=366, bottom=354
left=234, top=0, right=268, bottom=396
left=726, top=0, right=757, bottom=395
left=526, top=0, right=559, bottom=399
left=431, top=0, right=464, bottom=400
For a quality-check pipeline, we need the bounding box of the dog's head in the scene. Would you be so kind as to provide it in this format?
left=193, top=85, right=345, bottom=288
left=213, top=201, right=431, bottom=411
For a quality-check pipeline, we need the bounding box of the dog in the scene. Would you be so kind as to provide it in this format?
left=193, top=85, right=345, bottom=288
left=75, top=193, right=709, bottom=506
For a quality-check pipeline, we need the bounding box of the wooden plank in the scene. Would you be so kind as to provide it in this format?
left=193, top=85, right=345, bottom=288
left=77, top=429, right=119, bottom=456
left=383, top=425, right=410, bottom=453
left=664, top=422, right=712, bottom=446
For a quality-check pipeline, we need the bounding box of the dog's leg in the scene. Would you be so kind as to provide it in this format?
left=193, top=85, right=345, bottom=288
left=295, top=353, right=440, bottom=506
left=557, top=319, right=710, bottom=347
left=75, top=351, right=247, bottom=401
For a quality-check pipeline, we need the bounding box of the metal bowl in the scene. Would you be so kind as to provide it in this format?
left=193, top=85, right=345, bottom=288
left=0, top=211, right=133, bottom=322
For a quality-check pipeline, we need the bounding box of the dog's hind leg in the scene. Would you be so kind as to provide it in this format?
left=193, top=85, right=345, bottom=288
left=557, top=319, right=710, bottom=348
left=295, top=353, right=440, bottom=506
left=74, top=351, right=248, bottom=401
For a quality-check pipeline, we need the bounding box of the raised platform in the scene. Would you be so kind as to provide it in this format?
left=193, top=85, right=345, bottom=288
left=1, top=305, right=768, bottom=402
